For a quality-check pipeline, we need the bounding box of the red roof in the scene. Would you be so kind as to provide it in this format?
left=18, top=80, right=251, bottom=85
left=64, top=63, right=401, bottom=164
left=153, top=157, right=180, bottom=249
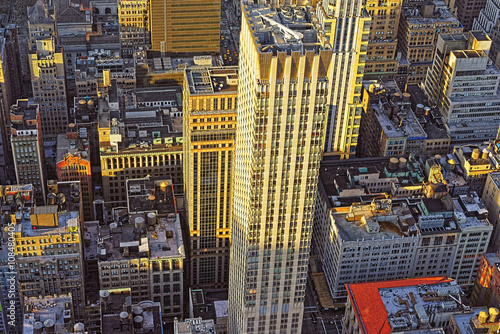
left=346, top=276, right=452, bottom=334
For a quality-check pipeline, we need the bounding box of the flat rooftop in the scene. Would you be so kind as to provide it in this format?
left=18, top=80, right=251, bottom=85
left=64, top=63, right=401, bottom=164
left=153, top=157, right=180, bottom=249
left=97, top=215, right=184, bottom=261
left=100, top=289, right=132, bottom=334
left=451, top=307, right=488, bottom=334
left=185, top=67, right=238, bottom=95
left=331, top=200, right=412, bottom=242
left=56, top=133, right=90, bottom=164
left=128, top=86, right=181, bottom=104
left=175, top=318, right=215, bottom=334
left=470, top=30, right=490, bottom=42
left=452, top=49, right=487, bottom=59
left=346, top=276, right=458, bottom=334
left=15, top=210, right=79, bottom=238
left=127, top=177, right=176, bottom=215
left=319, top=156, right=425, bottom=200
left=98, top=108, right=183, bottom=155
left=23, top=294, right=73, bottom=334
left=245, top=5, right=331, bottom=54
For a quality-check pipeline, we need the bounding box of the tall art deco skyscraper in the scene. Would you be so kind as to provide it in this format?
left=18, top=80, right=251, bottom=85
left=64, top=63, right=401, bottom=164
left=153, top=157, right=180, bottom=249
left=228, top=2, right=332, bottom=333
left=317, top=0, right=370, bottom=157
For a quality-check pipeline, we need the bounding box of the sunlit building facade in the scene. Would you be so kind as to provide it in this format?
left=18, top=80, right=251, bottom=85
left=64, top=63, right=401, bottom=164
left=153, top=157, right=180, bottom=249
left=118, top=0, right=150, bottom=58
left=316, top=0, right=371, bottom=157
left=228, top=3, right=332, bottom=333
left=183, top=66, right=237, bottom=290
left=149, top=0, right=220, bottom=54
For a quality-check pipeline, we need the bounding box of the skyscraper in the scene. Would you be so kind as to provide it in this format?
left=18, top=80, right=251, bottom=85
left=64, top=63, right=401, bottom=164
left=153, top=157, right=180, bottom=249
left=183, top=66, right=237, bottom=290
left=316, top=0, right=371, bottom=157
left=149, top=0, right=220, bottom=54
left=423, top=31, right=500, bottom=144
left=29, top=37, right=68, bottom=139
left=10, top=100, right=46, bottom=205
left=228, top=3, right=332, bottom=333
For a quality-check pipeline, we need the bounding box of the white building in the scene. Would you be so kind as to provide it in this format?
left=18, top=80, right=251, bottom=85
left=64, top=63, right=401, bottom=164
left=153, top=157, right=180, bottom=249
left=314, top=194, right=492, bottom=302
left=424, top=31, right=500, bottom=144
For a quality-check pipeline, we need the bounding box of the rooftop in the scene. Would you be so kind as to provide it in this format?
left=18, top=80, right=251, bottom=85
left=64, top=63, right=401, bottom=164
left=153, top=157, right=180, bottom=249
left=214, top=300, right=229, bottom=319
left=98, top=104, right=183, bottom=155
left=185, top=67, right=238, bottom=96
left=451, top=307, right=489, bottom=334
left=453, top=194, right=491, bottom=230
left=151, top=56, right=216, bottom=73
left=14, top=181, right=81, bottom=238
left=10, top=100, right=39, bottom=131
left=487, top=171, right=500, bottom=190
left=175, top=317, right=216, bottom=334
left=127, top=177, right=176, bottom=216
left=331, top=200, right=416, bottom=242
left=403, top=1, right=460, bottom=24
left=245, top=5, right=331, bottom=54
left=100, top=288, right=132, bottom=334
left=319, top=156, right=425, bottom=201
left=124, top=86, right=181, bottom=106
left=23, top=294, right=73, bottom=334
left=99, top=288, right=164, bottom=334
left=75, top=52, right=135, bottom=79
left=346, top=276, right=459, bottom=334
left=95, top=213, right=184, bottom=262
left=56, top=133, right=90, bottom=164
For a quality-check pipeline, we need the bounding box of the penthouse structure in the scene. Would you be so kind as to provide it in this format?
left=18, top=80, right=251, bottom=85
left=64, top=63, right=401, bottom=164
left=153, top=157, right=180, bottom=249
left=343, top=277, right=469, bottom=333
left=122, top=86, right=182, bottom=117
left=398, top=1, right=463, bottom=87
left=98, top=98, right=183, bottom=219
left=12, top=182, right=86, bottom=322
left=318, top=156, right=426, bottom=201
left=450, top=307, right=500, bottom=334
left=422, top=154, right=470, bottom=197
left=453, top=144, right=500, bottom=196
left=10, top=100, right=46, bottom=205
left=183, top=66, right=237, bottom=290
left=358, top=81, right=450, bottom=158
left=27, top=0, right=56, bottom=52
left=174, top=318, right=215, bottom=334
left=313, top=193, right=492, bottom=302
left=87, top=177, right=185, bottom=323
